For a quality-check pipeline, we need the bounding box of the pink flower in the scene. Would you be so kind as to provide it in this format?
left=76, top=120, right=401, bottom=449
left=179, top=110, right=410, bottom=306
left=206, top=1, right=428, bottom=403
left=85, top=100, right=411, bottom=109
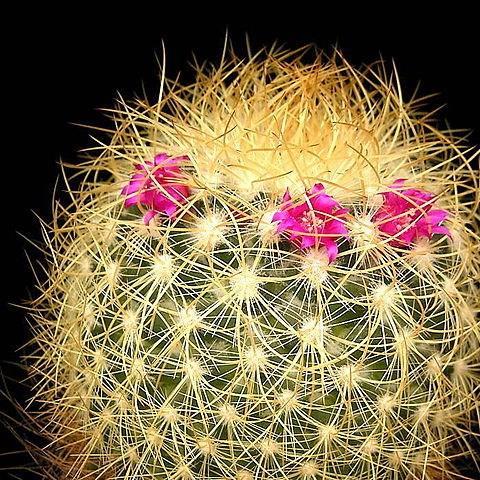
left=121, top=153, right=191, bottom=224
left=373, top=179, right=450, bottom=247
left=272, top=183, right=349, bottom=263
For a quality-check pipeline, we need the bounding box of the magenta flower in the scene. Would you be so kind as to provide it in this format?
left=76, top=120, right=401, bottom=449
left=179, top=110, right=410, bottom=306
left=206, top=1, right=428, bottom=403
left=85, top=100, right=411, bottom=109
left=121, top=153, right=191, bottom=224
left=272, top=184, right=349, bottom=263
left=373, top=179, right=450, bottom=247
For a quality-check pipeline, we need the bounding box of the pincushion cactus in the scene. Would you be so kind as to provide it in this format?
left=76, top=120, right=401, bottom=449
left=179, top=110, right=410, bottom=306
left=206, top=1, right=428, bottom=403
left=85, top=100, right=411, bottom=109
left=24, top=47, right=479, bottom=480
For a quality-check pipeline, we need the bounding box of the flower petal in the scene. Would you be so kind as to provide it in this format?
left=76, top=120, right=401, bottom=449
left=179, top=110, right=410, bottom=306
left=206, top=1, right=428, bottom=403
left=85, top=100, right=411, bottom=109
left=323, top=240, right=339, bottom=263
left=322, top=219, right=348, bottom=236
left=427, top=209, right=449, bottom=225
left=309, top=183, right=326, bottom=195
left=300, top=234, right=316, bottom=249
left=143, top=210, right=157, bottom=225
left=431, top=225, right=451, bottom=237
left=311, top=193, right=338, bottom=212
left=282, top=189, right=292, bottom=204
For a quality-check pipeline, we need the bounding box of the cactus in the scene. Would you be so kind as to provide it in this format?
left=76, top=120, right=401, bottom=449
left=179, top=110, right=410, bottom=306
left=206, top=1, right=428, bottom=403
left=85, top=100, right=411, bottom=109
left=24, top=47, right=479, bottom=480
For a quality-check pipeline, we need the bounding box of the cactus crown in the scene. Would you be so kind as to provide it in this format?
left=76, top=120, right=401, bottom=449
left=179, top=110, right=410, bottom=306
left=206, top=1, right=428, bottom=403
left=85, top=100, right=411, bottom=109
left=25, top=47, right=479, bottom=479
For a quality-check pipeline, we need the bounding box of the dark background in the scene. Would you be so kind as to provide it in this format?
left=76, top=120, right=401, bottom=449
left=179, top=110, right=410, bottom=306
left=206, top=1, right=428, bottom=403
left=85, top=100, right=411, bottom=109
left=1, top=5, right=478, bottom=478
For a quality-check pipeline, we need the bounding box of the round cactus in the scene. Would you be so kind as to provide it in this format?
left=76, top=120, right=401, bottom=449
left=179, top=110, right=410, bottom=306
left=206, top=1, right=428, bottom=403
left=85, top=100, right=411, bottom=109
left=25, top=48, right=479, bottom=480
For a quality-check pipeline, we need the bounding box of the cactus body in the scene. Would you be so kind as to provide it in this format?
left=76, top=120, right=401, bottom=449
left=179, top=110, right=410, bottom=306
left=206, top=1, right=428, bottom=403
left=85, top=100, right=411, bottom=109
left=27, top=48, right=479, bottom=480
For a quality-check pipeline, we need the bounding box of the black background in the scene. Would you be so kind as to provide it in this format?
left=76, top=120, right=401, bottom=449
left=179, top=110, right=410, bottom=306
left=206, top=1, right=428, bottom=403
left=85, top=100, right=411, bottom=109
left=1, top=4, right=479, bottom=478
